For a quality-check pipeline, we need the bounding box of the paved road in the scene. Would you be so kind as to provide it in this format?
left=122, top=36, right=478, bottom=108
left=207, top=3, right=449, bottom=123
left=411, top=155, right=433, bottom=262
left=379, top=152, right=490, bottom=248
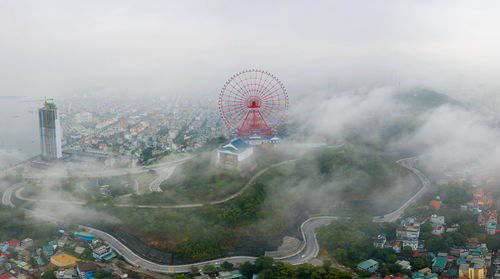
left=14, top=186, right=87, bottom=205
left=28, top=155, right=194, bottom=179
left=276, top=217, right=338, bottom=264
left=2, top=157, right=430, bottom=274
left=376, top=157, right=430, bottom=222
left=133, top=179, right=139, bottom=195
left=16, top=159, right=299, bottom=210
left=79, top=216, right=338, bottom=273
left=2, top=186, right=15, bottom=207
left=149, top=164, right=178, bottom=192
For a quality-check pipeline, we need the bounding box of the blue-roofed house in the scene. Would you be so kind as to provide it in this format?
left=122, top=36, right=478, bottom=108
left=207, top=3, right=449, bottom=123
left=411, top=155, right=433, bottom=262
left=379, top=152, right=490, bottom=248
left=217, top=138, right=253, bottom=169
left=432, top=256, right=447, bottom=273
left=0, top=242, right=9, bottom=253
left=75, top=232, right=94, bottom=241
left=77, top=261, right=98, bottom=279
left=43, top=244, right=55, bottom=258
left=357, top=259, right=379, bottom=273
left=219, top=270, right=243, bottom=279
left=412, top=271, right=424, bottom=279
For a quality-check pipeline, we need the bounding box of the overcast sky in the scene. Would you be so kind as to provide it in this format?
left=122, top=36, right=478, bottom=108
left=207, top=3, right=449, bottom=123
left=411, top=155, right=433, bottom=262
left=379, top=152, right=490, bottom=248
left=1, top=0, right=500, bottom=98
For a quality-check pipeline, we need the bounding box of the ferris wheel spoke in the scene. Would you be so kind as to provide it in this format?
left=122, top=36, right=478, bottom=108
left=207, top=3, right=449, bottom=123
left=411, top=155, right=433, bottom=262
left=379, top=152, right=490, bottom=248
left=255, top=71, right=271, bottom=97
left=261, top=86, right=284, bottom=101
left=238, top=74, right=254, bottom=97
left=260, top=82, right=281, bottom=100
left=258, top=74, right=276, bottom=98
left=227, top=83, right=249, bottom=101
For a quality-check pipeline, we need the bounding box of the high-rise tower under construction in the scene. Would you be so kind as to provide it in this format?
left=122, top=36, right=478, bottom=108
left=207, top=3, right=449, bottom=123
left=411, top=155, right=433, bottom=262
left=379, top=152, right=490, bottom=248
left=39, top=100, right=62, bottom=160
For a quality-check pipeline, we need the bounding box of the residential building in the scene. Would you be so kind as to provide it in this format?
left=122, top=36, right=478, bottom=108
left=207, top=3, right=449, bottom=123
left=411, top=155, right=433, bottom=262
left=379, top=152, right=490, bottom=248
left=373, top=234, right=387, bottom=248
left=396, top=260, right=412, bottom=270
left=76, top=261, right=98, bottom=279
left=43, top=244, right=54, bottom=258
left=429, top=200, right=442, bottom=210
left=431, top=224, right=444, bottom=235
left=357, top=259, right=379, bottom=273
left=92, top=244, right=113, bottom=260
left=396, top=218, right=420, bottom=239
left=432, top=256, right=447, bottom=273
left=75, top=232, right=93, bottom=241
left=468, top=257, right=487, bottom=279
left=0, top=243, right=9, bottom=253
left=219, top=270, right=243, bottom=279
left=8, top=239, right=20, bottom=248
left=55, top=269, right=76, bottom=279
left=402, top=239, right=419, bottom=251
left=430, top=215, right=445, bottom=225
left=20, top=239, right=33, bottom=250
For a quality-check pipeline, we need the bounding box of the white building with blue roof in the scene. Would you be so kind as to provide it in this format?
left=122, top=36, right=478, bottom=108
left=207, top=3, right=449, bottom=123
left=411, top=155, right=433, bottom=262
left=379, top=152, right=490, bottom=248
left=217, top=138, right=254, bottom=169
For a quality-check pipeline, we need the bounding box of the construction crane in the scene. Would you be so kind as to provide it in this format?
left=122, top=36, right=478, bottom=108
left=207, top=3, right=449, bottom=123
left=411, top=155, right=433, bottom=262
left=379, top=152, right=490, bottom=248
left=20, top=97, right=54, bottom=157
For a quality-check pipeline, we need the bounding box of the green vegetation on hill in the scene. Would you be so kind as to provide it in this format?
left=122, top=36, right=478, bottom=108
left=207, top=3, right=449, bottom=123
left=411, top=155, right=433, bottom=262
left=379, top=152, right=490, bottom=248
left=102, top=181, right=269, bottom=261
left=239, top=256, right=352, bottom=279
left=93, top=141, right=410, bottom=261
left=131, top=152, right=248, bottom=204
left=315, top=142, right=407, bottom=200
left=0, top=204, right=58, bottom=244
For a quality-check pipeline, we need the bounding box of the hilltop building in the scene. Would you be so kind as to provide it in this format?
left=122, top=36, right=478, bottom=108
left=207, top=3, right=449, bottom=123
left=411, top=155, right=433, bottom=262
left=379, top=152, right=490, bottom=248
left=216, top=138, right=254, bottom=170
left=39, top=100, right=63, bottom=160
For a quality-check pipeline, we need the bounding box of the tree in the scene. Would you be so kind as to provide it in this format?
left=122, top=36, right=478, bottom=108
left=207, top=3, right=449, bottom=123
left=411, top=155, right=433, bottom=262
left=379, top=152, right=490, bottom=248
left=323, top=259, right=332, bottom=270
left=203, top=264, right=216, bottom=273
left=95, top=270, right=113, bottom=279
left=412, top=254, right=431, bottom=270
left=403, top=245, right=413, bottom=253
left=255, top=256, right=274, bottom=272
left=41, top=270, right=56, bottom=279
left=222, top=261, right=234, bottom=271
left=358, top=270, right=373, bottom=278
left=240, top=261, right=257, bottom=278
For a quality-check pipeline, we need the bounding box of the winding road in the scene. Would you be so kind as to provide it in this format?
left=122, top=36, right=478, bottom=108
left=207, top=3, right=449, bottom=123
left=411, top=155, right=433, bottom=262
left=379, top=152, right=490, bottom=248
left=1, top=157, right=428, bottom=274
left=26, top=155, right=194, bottom=179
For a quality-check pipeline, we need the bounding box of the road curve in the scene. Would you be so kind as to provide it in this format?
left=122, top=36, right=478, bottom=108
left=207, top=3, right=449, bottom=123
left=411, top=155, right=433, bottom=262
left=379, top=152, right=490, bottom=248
left=28, top=155, right=194, bottom=179
left=2, top=186, right=15, bottom=207
left=2, top=157, right=429, bottom=274
left=15, top=159, right=298, bottom=210
left=376, top=157, right=430, bottom=222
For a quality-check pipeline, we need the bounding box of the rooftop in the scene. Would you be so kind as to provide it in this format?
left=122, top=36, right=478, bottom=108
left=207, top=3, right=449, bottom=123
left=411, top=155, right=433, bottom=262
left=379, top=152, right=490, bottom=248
left=358, top=259, right=378, bottom=269
left=77, top=261, right=99, bottom=272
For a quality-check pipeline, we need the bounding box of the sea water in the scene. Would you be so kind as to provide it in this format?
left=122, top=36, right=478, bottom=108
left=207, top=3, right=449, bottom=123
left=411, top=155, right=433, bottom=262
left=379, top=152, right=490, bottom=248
left=0, top=96, right=41, bottom=169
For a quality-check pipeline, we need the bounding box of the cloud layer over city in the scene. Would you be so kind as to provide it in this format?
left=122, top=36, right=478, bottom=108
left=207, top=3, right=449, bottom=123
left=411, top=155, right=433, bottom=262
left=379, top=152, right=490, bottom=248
left=1, top=0, right=500, bottom=98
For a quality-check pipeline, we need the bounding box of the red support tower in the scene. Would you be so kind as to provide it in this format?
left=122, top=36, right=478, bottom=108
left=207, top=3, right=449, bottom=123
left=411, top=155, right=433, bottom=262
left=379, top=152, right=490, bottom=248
left=219, top=70, right=288, bottom=137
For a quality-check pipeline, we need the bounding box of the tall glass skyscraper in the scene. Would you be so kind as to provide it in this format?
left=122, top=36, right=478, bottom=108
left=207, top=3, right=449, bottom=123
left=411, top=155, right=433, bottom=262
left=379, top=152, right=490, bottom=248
left=39, top=101, right=62, bottom=160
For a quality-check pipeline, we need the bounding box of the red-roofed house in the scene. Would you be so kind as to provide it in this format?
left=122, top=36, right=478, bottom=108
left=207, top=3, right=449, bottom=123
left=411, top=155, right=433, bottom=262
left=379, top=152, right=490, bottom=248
left=8, top=239, right=20, bottom=247
left=429, top=200, right=442, bottom=209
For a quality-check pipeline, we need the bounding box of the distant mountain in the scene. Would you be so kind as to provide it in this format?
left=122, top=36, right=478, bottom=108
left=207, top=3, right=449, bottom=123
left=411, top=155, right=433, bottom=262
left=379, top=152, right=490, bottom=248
left=394, top=88, right=465, bottom=111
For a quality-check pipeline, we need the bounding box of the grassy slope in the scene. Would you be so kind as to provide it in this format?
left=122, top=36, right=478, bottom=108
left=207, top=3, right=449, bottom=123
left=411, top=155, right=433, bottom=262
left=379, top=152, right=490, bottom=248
left=96, top=142, right=408, bottom=261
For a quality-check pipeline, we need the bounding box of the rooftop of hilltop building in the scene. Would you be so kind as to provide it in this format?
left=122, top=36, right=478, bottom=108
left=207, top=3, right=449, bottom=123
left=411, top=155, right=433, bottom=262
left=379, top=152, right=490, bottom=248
left=218, top=138, right=252, bottom=154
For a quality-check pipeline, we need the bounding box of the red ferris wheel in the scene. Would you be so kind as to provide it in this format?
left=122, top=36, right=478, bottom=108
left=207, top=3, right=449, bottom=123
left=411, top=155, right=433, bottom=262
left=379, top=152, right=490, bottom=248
left=219, top=69, right=289, bottom=137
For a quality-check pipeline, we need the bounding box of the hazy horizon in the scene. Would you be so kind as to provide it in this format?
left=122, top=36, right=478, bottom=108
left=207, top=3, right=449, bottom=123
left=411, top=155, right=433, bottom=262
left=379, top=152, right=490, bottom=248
left=1, top=0, right=500, bottom=100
